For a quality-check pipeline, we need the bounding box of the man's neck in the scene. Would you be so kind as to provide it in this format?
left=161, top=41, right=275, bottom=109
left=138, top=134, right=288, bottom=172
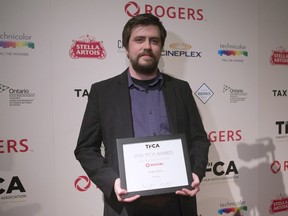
left=129, top=65, right=158, bottom=80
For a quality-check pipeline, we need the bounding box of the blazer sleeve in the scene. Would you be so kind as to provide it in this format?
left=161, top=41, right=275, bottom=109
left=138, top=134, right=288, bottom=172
left=184, top=82, right=210, bottom=181
left=74, top=83, right=119, bottom=198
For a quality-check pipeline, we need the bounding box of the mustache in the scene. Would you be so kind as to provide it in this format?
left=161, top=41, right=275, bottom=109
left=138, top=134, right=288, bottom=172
left=139, top=51, right=155, bottom=58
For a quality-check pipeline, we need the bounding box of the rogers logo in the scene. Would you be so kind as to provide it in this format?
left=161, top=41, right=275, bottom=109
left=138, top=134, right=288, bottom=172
left=271, top=160, right=288, bottom=174
left=74, top=176, right=91, bottom=192
left=145, top=162, right=163, bottom=168
left=124, top=1, right=204, bottom=21
left=125, top=1, right=140, bottom=17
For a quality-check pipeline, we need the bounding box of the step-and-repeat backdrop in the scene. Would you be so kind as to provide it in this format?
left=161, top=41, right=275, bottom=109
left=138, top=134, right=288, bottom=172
left=1, top=1, right=287, bottom=216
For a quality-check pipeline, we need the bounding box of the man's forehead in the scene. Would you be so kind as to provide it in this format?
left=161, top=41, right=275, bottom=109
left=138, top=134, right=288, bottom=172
left=130, top=25, right=161, bottom=37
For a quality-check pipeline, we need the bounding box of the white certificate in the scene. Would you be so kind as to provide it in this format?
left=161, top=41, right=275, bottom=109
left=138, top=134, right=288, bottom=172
left=116, top=134, right=192, bottom=197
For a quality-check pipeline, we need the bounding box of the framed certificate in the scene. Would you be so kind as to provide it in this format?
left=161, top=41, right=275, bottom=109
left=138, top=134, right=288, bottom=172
left=116, top=134, right=192, bottom=198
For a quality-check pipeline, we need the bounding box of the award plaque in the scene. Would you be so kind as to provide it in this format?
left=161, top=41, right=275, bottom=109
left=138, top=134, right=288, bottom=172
left=116, top=134, right=192, bottom=198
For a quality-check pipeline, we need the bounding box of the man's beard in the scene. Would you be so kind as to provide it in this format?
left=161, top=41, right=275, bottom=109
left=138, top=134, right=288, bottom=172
left=130, top=52, right=159, bottom=75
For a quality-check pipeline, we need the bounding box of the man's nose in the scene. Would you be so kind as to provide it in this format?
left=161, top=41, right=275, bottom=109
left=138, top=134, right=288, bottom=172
left=143, top=39, right=152, bottom=49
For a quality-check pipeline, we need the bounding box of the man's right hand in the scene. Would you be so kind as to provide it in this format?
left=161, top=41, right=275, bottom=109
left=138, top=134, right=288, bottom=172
left=114, top=178, right=140, bottom=202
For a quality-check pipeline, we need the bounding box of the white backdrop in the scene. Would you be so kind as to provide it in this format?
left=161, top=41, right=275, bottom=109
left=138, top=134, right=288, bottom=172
left=1, top=1, right=288, bottom=216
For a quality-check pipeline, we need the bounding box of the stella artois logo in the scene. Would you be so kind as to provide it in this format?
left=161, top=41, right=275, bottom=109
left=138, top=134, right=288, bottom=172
left=69, top=35, right=106, bottom=59
left=270, top=194, right=288, bottom=214
left=270, top=46, right=288, bottom=65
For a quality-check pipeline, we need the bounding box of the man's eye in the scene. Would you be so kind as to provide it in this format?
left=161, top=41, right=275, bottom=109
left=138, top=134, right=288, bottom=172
left=151, top=39, right=160, bottom=44
left=135, top=38, right=144, bottom=43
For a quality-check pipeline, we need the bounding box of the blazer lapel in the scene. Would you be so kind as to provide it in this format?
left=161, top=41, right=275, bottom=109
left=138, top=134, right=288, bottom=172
left=115, top=70, right=134, bottom=138
left=162, top=74, right=178, bottom=134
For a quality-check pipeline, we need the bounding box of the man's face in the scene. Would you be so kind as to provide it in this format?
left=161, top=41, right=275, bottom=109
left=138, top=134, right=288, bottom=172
left=126, top=25, right=162, bottom=75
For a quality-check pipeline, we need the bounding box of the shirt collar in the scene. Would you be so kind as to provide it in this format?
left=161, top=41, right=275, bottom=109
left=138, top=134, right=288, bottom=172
left=128, top=69, right=164, bottom=89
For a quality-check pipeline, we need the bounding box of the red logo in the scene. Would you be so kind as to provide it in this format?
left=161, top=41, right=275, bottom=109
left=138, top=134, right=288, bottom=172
left=69, top=35, right=106, bottom=59
left=270, top=195, right=288, bottom=214
left=74, top=176, right=91, bottom=192
left=124, top=1, right=204, bottom=21
left=271, top=160, right=288, bottom=174
left=270, top=46, right=288, bottom=65
left=125, top=1, right=140, bottom=17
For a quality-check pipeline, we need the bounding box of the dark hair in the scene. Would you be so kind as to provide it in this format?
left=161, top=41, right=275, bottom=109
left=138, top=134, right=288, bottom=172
left=122, top=13, right=167, bottom=49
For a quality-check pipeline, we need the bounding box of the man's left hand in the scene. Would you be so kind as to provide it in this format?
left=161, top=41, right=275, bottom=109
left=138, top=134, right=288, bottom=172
left=175, top=173, right=200, bottom=197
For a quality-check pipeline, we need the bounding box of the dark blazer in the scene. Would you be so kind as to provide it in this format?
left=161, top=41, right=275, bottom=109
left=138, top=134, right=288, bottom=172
left=75, top=69, right=210, bottom=216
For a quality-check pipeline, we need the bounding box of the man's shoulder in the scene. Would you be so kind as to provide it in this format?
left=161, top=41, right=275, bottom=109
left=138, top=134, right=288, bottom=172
left=162, top=72, right=189, bottom=87
left=92, top=70, right=128, bottom=87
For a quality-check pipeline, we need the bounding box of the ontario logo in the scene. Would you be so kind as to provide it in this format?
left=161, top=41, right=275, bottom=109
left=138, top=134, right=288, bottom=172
left=124, top=1, right=205, bottom=21
left=270, top=46, right=288, bottom=66
left=270, top=194, right=288, bottom=214
left=69, top=35, right=106, bottom=59
left=0, top=83, right=36, bottom=107
left=223, top=85, right=248, bottom=104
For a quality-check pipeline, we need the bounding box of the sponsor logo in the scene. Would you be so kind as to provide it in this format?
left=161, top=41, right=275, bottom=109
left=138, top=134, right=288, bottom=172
left=271, top=160, right=288, bottom=174
left=275, top=121, right=288, bottom=140
left=270, top=194, right=288, bottom=214
left=0, top=83, right=36, bottom=106
left=204, top=160, right=239, bottom=183
left=272, top=89, right=287, bottom=97
left=124, top=1, right=205, bottom=21
left=223, top=85, right=248, bottom=103
left=0, top=176, right=27, bottom=202
left=218, top=200, right=247, bottom=215
left=74, top=176, right=91, bottom=192
left=208, top=130, right=242, bottom=143
left=0, top=32, right=35, bottom=57
left=145, top=162, right=163, bottom=168
left=194, top=83, right=214, bottom=104
left=218, top=43, right=248, bottom=63
left=270, top=46, right=288, bottom=66
left=74, top=89, right=89, bottom=97
left=162, top=43, right=202, bottom=58
left=0, top=139, right=29, bottom=154
left=69, top=35, right=106, bottom=59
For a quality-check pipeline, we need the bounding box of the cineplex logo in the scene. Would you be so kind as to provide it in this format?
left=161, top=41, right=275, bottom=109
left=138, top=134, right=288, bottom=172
left=124, top=1, right=205, bottom=21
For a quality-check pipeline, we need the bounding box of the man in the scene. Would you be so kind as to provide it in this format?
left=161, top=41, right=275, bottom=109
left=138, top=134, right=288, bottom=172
left=75, top=13, right=210, bottom=216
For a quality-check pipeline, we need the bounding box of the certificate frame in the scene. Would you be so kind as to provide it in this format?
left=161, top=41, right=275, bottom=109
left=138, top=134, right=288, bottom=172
left=116, top=134, right=192, bottom=198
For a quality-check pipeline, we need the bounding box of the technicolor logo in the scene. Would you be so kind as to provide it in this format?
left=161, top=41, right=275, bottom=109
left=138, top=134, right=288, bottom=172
left=218, top=43, right=247, bottom=57
left=162, top=43, right=202, bottom=58
left=74, top=176, right=91, bottom=192
left=69, top=35, right=106, bottom=59
left=270, top=194, right=288, bottom=214
left=218, top=200, right=247, bottom=215
left=270, top=46, right=288, bottom=65
left=218, top=43, right=248, bottom=63
left=124, top=1, right=205, bottom=21
left=0, top=33, right=35, bottom=49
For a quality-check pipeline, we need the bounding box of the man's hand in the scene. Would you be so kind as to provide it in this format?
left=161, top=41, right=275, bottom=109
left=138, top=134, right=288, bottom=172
left=114, top=178, right=140, bottom=202
left=175, top=173, right=200, bottom=197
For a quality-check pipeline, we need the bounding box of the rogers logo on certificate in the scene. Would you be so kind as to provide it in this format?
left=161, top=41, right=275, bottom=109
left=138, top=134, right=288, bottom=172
left=145, top=162, right=164, bottom=168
